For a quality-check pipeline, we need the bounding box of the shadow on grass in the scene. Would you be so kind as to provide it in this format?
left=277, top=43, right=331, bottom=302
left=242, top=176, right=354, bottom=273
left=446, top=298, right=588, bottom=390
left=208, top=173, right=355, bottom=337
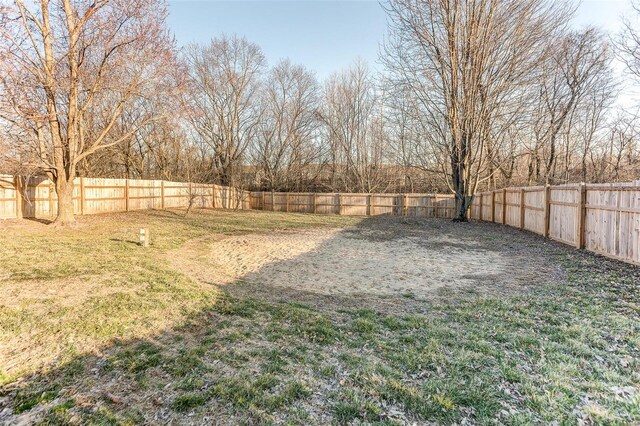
left=108, top=238, right=141, bottom=246
left=1, top=215, right=639, bottom=425
left=22, top=217, right=53, bottom=225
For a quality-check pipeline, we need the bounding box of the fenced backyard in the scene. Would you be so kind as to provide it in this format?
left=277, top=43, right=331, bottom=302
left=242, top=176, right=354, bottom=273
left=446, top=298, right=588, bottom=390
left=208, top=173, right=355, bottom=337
left=1, top=208, right=638, bottom=425
left=3, top=0, right=640, bottom=422
left=1, top=179, right=639, bottom=424
left=1, top=174, right=639, bottom=265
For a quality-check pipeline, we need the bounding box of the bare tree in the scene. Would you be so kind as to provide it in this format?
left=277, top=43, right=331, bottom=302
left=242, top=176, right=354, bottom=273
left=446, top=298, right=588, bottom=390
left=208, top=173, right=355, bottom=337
left=320, top=61, right=387, bottom=193
left=526, top=28, right=612, bottom=184
left=184, top=35, right=266, bottom=187
left=619, top=0, right=640, bottom=82
left=384, top=80, right=451, bottom=192
left=79, top=115, right=195, bottom=182
left=598, top=111, right=640, bottom=182
left=574, top=84, right=617, bottom=182
left=382, top=0, right=572, bottom=220
left=0, top=0, right=175, bottom=225
left=253, top=59, right=321, bottom=191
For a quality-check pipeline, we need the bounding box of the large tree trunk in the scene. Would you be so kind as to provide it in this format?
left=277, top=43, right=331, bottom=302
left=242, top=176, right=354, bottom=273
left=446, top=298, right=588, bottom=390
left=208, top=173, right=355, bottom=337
left=453, top=193, right=472, bottom=222
left=451, top=171, right=472, bottom=221
left=54, top=178, right=76, bottom=226
left=451, top=136, right=472, bottom=222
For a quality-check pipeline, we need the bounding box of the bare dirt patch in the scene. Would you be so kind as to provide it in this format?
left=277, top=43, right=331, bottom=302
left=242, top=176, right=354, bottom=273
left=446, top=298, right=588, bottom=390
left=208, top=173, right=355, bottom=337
left=171, top=217, right=563, bottom=307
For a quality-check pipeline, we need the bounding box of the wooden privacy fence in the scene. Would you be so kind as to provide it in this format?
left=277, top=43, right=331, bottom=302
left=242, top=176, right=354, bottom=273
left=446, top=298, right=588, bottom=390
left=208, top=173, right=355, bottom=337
left=2, top=174, right=639, bottom=265
left=249, top=191, right=456, bottom=218
left=0, top=174, right=251, bottom=219
left=469, top=182, right=640, bottom=265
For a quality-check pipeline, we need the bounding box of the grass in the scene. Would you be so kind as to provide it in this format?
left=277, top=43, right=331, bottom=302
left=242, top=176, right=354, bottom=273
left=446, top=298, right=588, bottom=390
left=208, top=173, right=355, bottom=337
left=0, top=208, right=359, bottom=384
left=0, top=208, right=639, bottom=424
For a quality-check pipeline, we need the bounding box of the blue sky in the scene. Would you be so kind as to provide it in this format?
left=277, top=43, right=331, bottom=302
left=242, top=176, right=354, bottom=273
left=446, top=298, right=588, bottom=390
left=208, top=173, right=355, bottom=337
left=168, top=0, right=633, bottom=81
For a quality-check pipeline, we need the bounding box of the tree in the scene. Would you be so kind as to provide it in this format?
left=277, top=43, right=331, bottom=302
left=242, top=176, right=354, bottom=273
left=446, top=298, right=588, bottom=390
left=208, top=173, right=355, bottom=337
left=574, top=80, right=617, bottom=182
left=382, top=0, right=572, bottom=220
left=0, top=0, right=176, bottom=225
left=253, top=59, right=321, bottom=191
left=619, top=0, right=640, bottom=82
left=320, top=61, right=387, bottom=193
left=598, top=111, right=640, bottom=182
left=184, top=35, right=266, bottom=187
left=525, top=28, right=613, bottom=184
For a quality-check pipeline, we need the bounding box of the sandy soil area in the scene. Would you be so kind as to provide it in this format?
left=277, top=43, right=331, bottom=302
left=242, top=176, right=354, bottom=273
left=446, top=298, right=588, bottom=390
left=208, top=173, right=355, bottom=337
left=172, top=218, right=557, bottom=301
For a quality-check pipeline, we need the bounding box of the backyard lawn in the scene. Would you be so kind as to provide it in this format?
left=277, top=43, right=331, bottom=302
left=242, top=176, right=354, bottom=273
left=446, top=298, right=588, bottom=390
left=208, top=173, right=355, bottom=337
left=0, top=209, right=638, bottom=425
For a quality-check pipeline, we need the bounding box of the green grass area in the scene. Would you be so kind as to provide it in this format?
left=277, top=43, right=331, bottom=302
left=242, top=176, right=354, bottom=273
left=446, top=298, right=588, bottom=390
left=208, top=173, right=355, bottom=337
left=0, top=209, right=638, bottom=425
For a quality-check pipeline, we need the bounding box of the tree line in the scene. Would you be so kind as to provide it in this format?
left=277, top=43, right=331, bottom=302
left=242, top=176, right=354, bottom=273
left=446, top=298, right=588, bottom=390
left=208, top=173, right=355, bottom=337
left=1, top=0, right=639, bottom=223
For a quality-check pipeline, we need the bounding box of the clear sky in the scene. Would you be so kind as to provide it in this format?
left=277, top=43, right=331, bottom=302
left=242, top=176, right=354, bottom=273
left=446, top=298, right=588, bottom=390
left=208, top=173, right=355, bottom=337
left=168, top=0, right=633, bottom=81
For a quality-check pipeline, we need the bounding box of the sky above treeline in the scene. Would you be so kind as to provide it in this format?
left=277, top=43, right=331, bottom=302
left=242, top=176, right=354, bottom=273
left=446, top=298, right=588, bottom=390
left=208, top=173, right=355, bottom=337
left=168, top=0, right=634, bottom=80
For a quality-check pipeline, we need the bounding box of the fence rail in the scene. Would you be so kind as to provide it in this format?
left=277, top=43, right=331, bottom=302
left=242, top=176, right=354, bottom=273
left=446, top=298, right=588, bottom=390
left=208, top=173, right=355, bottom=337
left=0, top=175, right=251, bottom=219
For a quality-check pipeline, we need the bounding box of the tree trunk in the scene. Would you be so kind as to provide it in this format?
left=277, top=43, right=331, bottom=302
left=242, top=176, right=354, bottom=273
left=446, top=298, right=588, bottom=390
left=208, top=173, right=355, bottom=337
left=54, top=178, right=76, bottom=225
left=451, top=140, right=472, bottom=222
left=453, top=193, right=472, bottom=222
left=451, top=171, right=473, bottom=222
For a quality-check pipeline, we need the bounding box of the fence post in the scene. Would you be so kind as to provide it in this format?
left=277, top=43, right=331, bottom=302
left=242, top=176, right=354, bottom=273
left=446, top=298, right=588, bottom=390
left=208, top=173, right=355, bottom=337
left=491, top=191, right=496, bottom=222
left=479, top=193, right=484, bottom=221
left=125, top=178, right=130, bottom=211
left=313, top=193, right=318, bottom=214
left=434, top=194, right=439, bottom=218
left=543, top=185, right=551, bottom=238
left=80, top=177, right=85, bottom=216
left=403, top=194, right=409, bottom=216
left=577, top=183, right=587, bottom=249
left=212, top=184, right=217, bottom=209
left=286, top=192, right=290, bottom=213
left=519, top=188, right=525, bottom=229
left=48, top=180, right=54, bottom=218
left=502, top=189, right=507, bottom=225
left=271, top=191, right=275, bottom=212
left=261, top=191, right=266, bottom=211
left=161, top=181, right=166, bottom=210
left=367, top=194, right=372, bottom=216
left=14, top=175, right=22, bottom=219
left=337, top=193, right=342, bottom=215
